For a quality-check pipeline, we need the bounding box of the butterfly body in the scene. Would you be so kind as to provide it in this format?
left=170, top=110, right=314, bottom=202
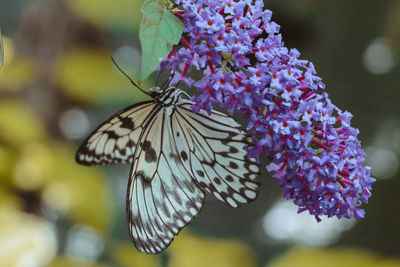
left=76, top=86, right=260, bottom=254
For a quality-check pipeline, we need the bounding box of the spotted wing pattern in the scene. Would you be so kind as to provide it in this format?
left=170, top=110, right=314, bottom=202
left=171, top=100, right=260, bottom=208
left=76, top=101, right=155, bottom=165
left=127, top=110, right=205, bottom=254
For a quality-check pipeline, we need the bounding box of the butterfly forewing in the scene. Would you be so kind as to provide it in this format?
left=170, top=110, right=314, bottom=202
left=132, top=108, right=164, bottom=180
left=127, top=110, right=205, bottom=254
left=171, top=101, right=260, bottom=208
left=76, top=101, right=156, bottom=165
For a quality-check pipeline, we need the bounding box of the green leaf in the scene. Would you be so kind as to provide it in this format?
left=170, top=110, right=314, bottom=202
left=0, top=28, right=3, bottom=68
left=139, top=0, right=184, bottom=80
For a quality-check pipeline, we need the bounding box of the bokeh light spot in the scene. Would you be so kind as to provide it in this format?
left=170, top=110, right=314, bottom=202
left=65, top=224, right=104, bottom=262
left=365, top=147, right=399, bottom=179
left=42, top=182, right=71, bottom=212
left=59, top=108, right=90, bottom=140
left=363, top=38, right=395, bottom=74
left=263, top=201, right=355, bottom=246
left=0, top=210, right=57, bottom=267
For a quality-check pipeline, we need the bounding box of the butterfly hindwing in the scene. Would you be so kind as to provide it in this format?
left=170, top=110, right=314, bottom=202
left=75, top=101, right=156, bottom=165
left=127, top=110, right=205, bottom=254
left=171, top=100, right=260, bottom=208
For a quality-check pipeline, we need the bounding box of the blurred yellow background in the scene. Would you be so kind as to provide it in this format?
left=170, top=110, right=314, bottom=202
left=0, top=0, right=400, bottom=266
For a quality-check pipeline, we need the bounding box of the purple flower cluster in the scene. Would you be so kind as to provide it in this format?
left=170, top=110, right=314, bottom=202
left=161, top=0, right=375, bottom=220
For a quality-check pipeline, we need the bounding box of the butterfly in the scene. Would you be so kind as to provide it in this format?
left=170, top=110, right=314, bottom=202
left=75, top=63, right=260, bottom=254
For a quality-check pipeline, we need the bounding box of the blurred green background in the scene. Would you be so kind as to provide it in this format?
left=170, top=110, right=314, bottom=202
left=0, top=0, right=399, bottom=266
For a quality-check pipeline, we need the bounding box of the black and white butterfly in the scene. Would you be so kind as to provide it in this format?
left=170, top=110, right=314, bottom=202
left=75, top=67, right=260, bottom=254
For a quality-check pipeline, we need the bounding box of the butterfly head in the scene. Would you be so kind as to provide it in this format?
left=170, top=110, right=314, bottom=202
left=149, top=86, right=164, bottom=98
left=149, top=86, right=187, bottom=106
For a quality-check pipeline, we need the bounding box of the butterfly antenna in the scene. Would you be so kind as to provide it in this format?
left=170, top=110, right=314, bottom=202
left=169, top=70, right=176, bottom=87
left=111, top=57, right=151, bottom=96
left=161, top=70, right=176, bottom=90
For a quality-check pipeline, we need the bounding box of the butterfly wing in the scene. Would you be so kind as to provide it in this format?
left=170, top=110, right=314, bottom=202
left=127, top=110, right=205, bottom=254
left=76, top=101, right=156, bottom=165
left=171, top=101, right=260, bottom=208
